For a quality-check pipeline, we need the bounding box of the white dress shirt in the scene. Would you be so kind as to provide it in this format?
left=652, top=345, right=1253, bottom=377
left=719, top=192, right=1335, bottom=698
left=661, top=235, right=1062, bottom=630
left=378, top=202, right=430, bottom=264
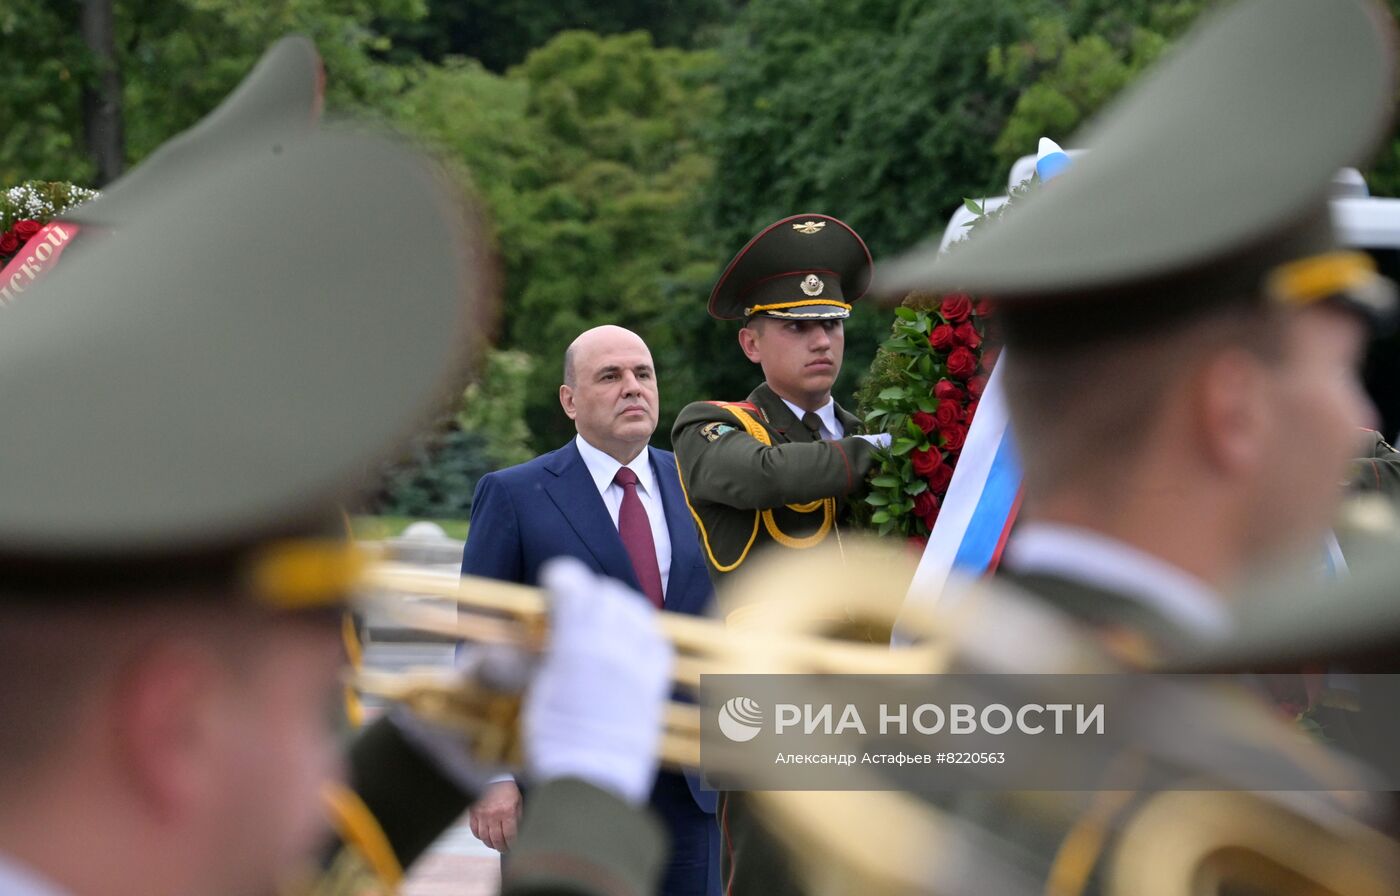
left=779, top=396, right=843, bottom=439
left=1004, top=522, right=1231, bottom=642
left=574, top=436, right=672, bottom=599
left=0, top=855, right=68, bottom=896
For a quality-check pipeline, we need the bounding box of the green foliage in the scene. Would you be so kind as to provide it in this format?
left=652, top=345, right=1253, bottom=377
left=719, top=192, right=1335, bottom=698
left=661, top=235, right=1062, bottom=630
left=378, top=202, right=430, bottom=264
left=0, top=4, right=89, bottom=185
left=395, top=31, right=723, bottom=451
left=0, top=0, right=424, bottom=186
left=120, top=0, right=423, bottom=165
left=370, top=348, right=537, bottom=518
left=988, top=0, right=1400, bottom=195
left=371, top=420, right=492, bottom=519
left=986, top=1, right=1204, bottom=174
left=381, top=0, right=735, bottom=71
left=707, top=0, right=1047, bottom=256
left=458, top=350, right=537, bottom=469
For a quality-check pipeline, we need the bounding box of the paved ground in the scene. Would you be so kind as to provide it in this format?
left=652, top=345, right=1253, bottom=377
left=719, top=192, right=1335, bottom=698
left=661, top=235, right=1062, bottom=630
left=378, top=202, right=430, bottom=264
left=402, top=822, right=501, bottom=896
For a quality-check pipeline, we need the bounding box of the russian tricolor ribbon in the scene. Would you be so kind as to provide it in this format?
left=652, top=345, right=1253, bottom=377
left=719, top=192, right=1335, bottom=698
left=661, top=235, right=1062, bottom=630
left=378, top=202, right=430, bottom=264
left=904, top=360, right=1023, bottom=609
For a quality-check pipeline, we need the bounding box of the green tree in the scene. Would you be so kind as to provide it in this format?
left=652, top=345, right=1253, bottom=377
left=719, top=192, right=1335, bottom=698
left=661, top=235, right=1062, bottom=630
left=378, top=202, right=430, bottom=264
left=0, top=0, right=424, bottom=186
left=707, top=0, right=1047, bottom=254
left=988, top=1, right=1205, bottom=173
left=0, top=4, right=90, bottom=185
left=395, top=31, right=723, bottom=451
left=371, top=348, right=537, bottom=517
left=381, top=0, right=736, bottom=71
left=459, top=350, right=537, bottom=469
left=987, top=0, right=1400, bottom=199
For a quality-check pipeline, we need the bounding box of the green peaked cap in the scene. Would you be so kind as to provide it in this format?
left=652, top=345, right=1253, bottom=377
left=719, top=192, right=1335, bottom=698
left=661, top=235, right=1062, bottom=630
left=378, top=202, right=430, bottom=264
left=874, top=0, right=1399, bottom=330
left=709, top=214, right=872, bottom=321
left=0, top=39, right=490, bottom=589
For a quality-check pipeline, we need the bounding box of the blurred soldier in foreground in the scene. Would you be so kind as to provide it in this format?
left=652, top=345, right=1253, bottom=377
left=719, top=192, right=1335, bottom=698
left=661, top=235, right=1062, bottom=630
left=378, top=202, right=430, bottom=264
left=880, top=0, right=1400, bottom=661
left=0, top=38, right=672, bottom=896
left=785, top=0, right=1400, bottom=892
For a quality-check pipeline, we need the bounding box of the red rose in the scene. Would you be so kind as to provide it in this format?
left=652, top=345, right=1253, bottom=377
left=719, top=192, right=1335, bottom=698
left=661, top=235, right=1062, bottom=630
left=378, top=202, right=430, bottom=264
left=981, top=347, right=1001, bottom=371
left=927, top=462, right=954, bottom=492
left=933, top=380, right=965, bottom=403
left=975, top=298, right=995, bottom=317
left=0, top=231, right=17, bottom=255
left=13, top=219, right=41, bottom=241
left=934, top=401, right=961, bottom=427
left=947, top=347, right=978, bottom=379
left=911, top=411, right=937, bottom=434
left=966, top=399, right=979, bottom=420
left=953, top=322, right=982, bottom=349
left=967, top=374, right=988, bottom=397
left=910, top=447, right=940, bottom=476
left=940, top=293, right=973, bottom=323
left=928, top=324, right=956, bottom=350
left=913, top=491, right=939, bottom=520
left=941, top=424, right=968, bottom=452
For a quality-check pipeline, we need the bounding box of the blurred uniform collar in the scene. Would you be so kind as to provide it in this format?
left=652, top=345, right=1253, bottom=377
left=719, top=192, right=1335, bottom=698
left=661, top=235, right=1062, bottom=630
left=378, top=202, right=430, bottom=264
left=1005, top=521, right=1231, bottom=642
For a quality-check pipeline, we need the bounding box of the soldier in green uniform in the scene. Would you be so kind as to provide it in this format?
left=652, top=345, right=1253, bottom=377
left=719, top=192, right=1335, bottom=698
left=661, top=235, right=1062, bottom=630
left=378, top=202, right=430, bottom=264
left=671, top=216, right=893, bottom=896
left=0, top=37, right=674, bottom=896
left=672, top=214, right=892, bottom=581
left=701, top=0, right=1400, bottom=892
left=878, top=0, right=1400, bottom=662
left=871, top=0, right=1400, bottom=888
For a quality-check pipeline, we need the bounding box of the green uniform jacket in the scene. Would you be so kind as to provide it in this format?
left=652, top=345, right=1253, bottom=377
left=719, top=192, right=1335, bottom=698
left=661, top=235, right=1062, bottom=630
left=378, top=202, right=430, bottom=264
left=670, top=382, right=879, bottom=580
left=671, top=382, right=878, bottom=896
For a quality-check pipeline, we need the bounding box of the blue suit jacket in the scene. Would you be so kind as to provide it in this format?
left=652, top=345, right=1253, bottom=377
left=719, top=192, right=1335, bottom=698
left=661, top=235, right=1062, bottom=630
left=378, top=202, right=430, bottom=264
left=460, top=440, right=716, bottom=812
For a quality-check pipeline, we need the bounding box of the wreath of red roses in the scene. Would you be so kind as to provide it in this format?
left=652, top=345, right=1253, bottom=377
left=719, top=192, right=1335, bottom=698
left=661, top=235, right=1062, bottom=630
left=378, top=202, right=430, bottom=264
left=856, top=293, right=997, bottom=541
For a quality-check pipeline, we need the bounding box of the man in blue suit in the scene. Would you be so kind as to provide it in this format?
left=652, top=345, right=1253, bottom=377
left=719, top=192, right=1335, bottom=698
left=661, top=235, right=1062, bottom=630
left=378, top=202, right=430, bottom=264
left=461, top=325, right=719, bottom=896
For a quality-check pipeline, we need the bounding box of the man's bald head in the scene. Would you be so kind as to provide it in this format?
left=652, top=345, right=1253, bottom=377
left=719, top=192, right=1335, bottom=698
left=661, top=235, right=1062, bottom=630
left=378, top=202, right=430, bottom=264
left=563, top=325, right=650, bottom=388
left=559, top=325, right=658, bottom=464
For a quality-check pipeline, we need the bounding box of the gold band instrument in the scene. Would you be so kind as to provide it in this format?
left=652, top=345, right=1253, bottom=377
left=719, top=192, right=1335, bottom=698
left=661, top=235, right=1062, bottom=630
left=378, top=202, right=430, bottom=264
left=354, top=543, right=948, bottom=770
left=354, top=541, right=1400, bottom=896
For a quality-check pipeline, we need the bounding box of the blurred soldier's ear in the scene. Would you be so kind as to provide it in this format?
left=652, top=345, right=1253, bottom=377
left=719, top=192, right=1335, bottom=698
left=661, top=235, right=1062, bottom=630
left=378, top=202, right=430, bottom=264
left=111, top=634, right=234, bottom=818
left=1194, top=345, right=1275, bottom=475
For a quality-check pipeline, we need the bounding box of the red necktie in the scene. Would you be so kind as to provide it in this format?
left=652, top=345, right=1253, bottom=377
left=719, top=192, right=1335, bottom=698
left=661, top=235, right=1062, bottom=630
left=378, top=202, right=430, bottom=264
left=614, top=467, right=664, bottom=608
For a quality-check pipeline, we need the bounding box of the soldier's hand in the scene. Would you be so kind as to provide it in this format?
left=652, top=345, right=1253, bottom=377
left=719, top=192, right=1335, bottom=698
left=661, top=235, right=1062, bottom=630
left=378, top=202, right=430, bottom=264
left=524, top=557, right=673, bottom=805
left=467, top=779, right=521, bottom=852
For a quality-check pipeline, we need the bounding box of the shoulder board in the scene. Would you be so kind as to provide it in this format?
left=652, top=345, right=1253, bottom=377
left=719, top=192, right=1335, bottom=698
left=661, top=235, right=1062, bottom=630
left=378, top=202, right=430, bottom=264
left=705, top=400, right=766, bottom=421
left=705, top=400, right=772, bottom=425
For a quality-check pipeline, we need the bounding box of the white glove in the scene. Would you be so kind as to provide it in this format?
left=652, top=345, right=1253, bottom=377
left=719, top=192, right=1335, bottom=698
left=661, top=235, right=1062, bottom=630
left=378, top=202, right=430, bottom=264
left=857, top=432, right=893, bottom=449
left=523, top=557, right=674, bottom=805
